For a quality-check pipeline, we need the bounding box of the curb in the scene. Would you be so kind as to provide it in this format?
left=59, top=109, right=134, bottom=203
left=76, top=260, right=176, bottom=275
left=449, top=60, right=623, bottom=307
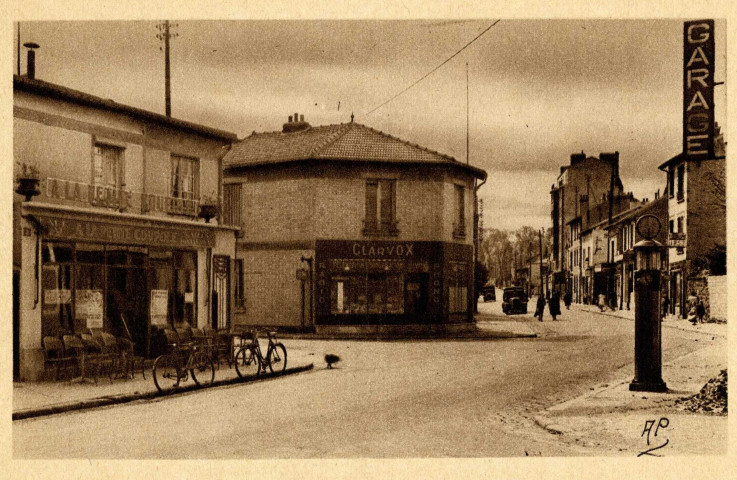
left=13, top=363, right=314, bottom=421
left=278, top=331, right=537, bottom=341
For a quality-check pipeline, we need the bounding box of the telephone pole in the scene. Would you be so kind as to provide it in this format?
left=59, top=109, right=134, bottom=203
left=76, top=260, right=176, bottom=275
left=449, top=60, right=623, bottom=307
left=156, top=21, right=178, bottom=117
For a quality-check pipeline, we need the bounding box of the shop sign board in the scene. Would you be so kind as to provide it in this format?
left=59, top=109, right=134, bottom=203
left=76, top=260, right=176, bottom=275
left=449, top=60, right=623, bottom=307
left=36, top=215, right=216, bottom=249
left=683, top=19, right=715, bottom=159
left=150, top=290, right=169, bottom=325
left=76, top=289, right=103, bottom=328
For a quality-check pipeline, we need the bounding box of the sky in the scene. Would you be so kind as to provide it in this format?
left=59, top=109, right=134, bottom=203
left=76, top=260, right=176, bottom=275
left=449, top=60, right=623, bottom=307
left=13, top=19, right=727, bottom=231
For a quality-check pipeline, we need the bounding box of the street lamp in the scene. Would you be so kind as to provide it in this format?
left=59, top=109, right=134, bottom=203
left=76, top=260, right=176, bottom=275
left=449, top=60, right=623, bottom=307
left=629, top=215, right=667, bottom=392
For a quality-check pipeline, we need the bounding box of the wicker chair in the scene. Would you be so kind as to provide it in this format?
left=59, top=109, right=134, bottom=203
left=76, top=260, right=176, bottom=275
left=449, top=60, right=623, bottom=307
left=42, top=336, right=73, bottom=380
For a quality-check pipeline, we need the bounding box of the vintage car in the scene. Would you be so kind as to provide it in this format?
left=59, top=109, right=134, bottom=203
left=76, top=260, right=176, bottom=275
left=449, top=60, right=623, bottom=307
left=482, top=285, right=496, bottom=302
left=501, top=286, right=528, bottom=315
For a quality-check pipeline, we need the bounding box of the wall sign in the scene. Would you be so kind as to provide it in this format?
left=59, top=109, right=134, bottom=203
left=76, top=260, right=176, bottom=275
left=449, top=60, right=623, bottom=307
left=683, top=19, right=715, bottom=159
left=35, top=215, right=216, bottom=249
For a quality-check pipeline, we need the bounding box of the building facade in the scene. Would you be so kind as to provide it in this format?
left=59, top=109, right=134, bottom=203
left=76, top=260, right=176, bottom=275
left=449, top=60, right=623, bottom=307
left=13, top=75, right=238, bottom=380
left=659, top=129, right=726, bottom=319
left=223, top=115, right=486, bottom=333
left=550, top=152, right=623, bottom=296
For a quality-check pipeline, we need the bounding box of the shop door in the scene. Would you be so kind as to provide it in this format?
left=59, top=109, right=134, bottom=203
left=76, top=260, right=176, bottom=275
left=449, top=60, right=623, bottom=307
left=405, top=273, right=428, bottom=321
left=13, top=270, right=20, bottom=381
left=109, top=267, right=149, bottom=357
left=212, top=255, right=230, bottom=329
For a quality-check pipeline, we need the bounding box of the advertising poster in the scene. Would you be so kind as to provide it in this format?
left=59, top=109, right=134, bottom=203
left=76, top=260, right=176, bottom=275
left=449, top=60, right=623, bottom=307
left=150, top=289, right=169, bottom=325
left=76, top=289, right=103, bottom=328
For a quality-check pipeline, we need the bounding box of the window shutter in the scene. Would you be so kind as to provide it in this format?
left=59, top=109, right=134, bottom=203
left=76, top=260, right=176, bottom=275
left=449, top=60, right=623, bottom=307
left=365, top=180, right=378, bottom=229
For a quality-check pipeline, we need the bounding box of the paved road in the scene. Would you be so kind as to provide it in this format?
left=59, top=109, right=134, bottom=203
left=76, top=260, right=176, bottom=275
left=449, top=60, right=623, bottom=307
left=14, top=301, right=709, bottom=458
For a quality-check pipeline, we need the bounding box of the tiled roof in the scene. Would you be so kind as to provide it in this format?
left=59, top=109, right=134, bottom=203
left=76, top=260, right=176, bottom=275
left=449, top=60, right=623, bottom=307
left=14, top=75, right=237, bottom=142
left=224, top=122, right=486, bottom=179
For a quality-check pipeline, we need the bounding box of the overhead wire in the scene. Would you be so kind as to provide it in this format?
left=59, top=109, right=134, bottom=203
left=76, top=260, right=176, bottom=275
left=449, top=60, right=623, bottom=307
left=363, top=19, right=501, bottom=117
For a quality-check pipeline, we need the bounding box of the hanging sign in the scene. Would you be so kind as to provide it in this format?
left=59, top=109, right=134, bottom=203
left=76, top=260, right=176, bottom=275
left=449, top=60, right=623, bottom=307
left=683, top=19, right=715, bottom=159
left=150, top=290, right=169, bottom=325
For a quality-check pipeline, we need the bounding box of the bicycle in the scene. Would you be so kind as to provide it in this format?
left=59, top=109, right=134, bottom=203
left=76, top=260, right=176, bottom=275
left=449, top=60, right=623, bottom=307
left=233, top=330, right=287, bottom=379
left=153, top=341, right=215, bottom=394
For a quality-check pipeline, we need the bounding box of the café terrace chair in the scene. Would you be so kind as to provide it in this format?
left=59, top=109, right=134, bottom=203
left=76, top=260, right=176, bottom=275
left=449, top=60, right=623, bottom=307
left=116, top=336, right=146, bottom=380
left=42, top=336, right=74, bottom=381
left=62, top=334, right=97, bottom=383
left=80, top=332, right=114, bottom=384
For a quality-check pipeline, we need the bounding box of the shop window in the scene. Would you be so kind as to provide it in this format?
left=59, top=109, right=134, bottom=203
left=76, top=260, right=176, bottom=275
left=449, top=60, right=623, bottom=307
left=174, top=251, right=197, bottom=327
left=364, top=179, right=398, bottom=236
left=171, top=155, right=199, bottom=200
left=449, top=262, right=468, bottom=314
left=676, top=164, right=685, bottom=202
left=93, top=144, right=124, bottom=189
left=330, top=274, right=404, bottom=315
left=41, top=242, right=74, bottom=337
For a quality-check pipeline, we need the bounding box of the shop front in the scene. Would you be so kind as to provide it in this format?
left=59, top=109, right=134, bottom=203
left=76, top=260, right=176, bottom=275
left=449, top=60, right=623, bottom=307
left=314, top=240, right=473, bottom=326
left=18, top=204, right=235, bottom=379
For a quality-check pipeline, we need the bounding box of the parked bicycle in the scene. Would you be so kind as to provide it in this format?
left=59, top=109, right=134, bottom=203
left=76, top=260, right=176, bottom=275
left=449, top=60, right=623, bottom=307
left=233, top=330, right=287, bottom=379
left=153, top=340, right=215, bottom=394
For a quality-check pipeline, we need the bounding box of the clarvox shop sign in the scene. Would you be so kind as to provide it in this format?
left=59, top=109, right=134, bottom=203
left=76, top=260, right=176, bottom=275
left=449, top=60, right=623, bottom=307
left=683, top=19, right=715, bottom=159
left=37, top=216, right=215, bottom=249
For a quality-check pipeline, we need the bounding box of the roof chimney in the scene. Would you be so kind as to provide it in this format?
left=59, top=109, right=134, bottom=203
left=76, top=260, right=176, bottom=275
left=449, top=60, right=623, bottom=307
left=24, top=42, right=40, bottom=79
left=570, top=151, right=586, bottom=165
left=282, top=113, right=311, bottom=133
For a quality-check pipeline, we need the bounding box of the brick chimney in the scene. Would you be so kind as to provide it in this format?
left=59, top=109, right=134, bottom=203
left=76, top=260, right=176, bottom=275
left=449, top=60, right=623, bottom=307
left=282, top=112, right=311, bottom=133
left=24, top=42, right=40, bottom=79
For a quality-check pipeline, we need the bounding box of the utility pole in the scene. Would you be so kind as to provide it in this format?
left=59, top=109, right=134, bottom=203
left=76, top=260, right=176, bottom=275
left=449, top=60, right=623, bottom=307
left=466, top=62, right=470, bottom=165
left=17, top=23, right=21, bottom=76
left=156, top=20, right=178, bottom=117
left=539, top=229, right=544, bottom=299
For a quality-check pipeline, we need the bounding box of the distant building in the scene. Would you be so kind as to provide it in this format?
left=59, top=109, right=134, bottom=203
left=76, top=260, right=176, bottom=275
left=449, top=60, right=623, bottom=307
left=223, top=114, right=487, bottom=334
left=13, top=73, right=238, bottom=380
left=604, top=194, right=668, bottom=310
left=658, top=126, right=726, bottom=319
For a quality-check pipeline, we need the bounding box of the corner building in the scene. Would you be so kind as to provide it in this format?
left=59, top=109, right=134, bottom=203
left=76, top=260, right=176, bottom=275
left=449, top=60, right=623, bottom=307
left=223, top=115, right=487, bottom=334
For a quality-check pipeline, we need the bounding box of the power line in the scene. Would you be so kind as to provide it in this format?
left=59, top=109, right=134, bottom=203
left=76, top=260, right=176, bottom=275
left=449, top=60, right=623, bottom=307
left=364, top=19, right=501, bottom=117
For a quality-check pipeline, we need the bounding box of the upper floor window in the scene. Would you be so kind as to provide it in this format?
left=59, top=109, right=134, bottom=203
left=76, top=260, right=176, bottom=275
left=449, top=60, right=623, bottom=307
left=93, top=144, right=123, bottom=189
left=676, top=164, right=685, bottom=202
left=668, top=168, right=675, bottom=198
left=223, top=183, right=242, bottom=226
left=677, top=216, right=684, bottom=234
left=453, top=184, right=466, bottom=239
left=364, top=179, right=397, bottom=236
left=171, top=155, right=198, bottom=200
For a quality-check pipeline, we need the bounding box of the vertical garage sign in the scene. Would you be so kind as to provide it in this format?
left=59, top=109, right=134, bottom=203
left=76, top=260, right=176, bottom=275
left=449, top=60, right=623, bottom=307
left=683, top=19, right=715, bottom=159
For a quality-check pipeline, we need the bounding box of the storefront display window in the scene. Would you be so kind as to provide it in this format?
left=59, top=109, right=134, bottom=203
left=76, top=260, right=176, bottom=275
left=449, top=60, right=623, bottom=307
left=39, top=241, right=198, bottom=356
left=448, top=262, right=468, bottom=314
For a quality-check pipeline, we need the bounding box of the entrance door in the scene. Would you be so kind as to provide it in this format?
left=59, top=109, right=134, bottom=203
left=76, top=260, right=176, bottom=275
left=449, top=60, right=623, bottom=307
left=13, top=270, right=20, bottom=381
left=212, top=255, right=230, bottom=329
left=109, top=267, right=150, bottom=356
left=405, top=273, right=428, bottom=321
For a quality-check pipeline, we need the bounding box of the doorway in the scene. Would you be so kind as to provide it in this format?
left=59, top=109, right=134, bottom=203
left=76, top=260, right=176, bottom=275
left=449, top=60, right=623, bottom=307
left=405, top=273, right=428, bottom=321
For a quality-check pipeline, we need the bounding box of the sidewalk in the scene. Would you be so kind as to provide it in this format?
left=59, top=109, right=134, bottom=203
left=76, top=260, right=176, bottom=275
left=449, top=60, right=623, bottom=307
left=13, top=347, right=316, bottom=420
left=577, top=303, right=726, bottom=338
left=532, top=321, right=727, bottom=456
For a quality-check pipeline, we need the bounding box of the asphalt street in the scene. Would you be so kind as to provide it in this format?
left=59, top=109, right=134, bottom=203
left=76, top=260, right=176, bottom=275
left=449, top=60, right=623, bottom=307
left=13, top=300, right=712, bottom=458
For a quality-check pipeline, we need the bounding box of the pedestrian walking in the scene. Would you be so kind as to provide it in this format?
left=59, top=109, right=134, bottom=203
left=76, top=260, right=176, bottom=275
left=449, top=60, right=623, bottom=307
left=662, top=296, right=670, bottom=320
left=563, top=291, right=572, bottom=310
left=696, top=298, right=706, bottom=324
left=535, top=295, right=546, bottom=322
left=549, top=291, right=561, bottom=321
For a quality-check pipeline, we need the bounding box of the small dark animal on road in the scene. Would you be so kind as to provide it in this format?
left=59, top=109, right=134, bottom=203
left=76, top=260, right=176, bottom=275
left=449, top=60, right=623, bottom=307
left=325, top=354, right=341, bottom=369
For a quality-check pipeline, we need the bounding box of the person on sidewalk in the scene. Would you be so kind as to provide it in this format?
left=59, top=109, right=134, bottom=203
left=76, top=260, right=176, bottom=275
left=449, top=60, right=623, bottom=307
left=563, top=291, right=572, bottom=310
left=695, top=298, right=706, bottom=324
left=535, top=295, right=546, bottom=322
left=662, top=296, right=670, bottom=317
left=549, top=291, right=561, bottom=321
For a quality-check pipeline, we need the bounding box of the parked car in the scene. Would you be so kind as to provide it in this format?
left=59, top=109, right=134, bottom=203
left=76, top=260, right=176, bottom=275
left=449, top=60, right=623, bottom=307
left=482, top=285, right=496, bottom=302
left=502, top=287, right=528, bottom=315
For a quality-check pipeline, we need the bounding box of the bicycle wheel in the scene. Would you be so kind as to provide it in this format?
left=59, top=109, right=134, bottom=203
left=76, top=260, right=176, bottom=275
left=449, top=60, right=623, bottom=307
left=234, top=346, right=260, bottom=379
left=153, top=354, right=180, bottom=394
left=190, top=351, right=215, bottom=387
left=267, top=343, right=287, bottom=374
